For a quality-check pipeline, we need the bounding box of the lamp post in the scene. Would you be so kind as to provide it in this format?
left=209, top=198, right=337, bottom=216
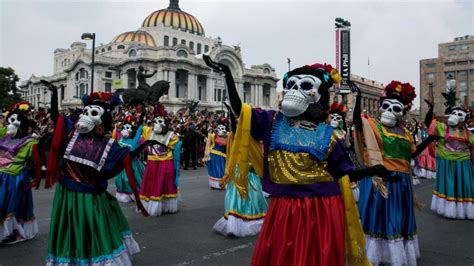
left=81, top=33, right=96, bottom=93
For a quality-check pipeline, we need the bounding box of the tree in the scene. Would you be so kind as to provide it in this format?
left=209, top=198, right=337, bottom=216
left=0, top=67, right=22, bottom=111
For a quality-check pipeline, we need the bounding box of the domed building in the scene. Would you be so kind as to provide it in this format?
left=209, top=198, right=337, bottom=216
left=20, top=0, right=278, bottom=112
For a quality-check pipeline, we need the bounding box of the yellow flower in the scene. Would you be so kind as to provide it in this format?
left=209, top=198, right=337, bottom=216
left=331, top=69, right=342, bottom=84
left=395, top=85, right=402, bottom=93
left=19, top=104, right=29, bottom=111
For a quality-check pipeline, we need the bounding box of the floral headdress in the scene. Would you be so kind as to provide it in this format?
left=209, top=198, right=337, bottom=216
left=81, top=92, right=121, bottom=108
left=329, top=102, right=347, bottom=117
left=382, top=81, right=416, bottom=111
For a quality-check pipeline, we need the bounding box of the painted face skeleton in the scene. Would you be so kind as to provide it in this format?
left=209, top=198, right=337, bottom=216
left=76, top=105, right=105, bottom=134
left=330, top=113, right=343, bottom=129
left=153, top=117, right=166, bottom=134
left=379, top=99, right=404, bottom=127
left=6, top=113, right=21, bottom=136
left=216, top=124, right=227, bottom=137
left=281, top=75, right=322, bottom=118
left=447, top=109, right=468, bottom=127
left=121, top=124, right=133, bottom=138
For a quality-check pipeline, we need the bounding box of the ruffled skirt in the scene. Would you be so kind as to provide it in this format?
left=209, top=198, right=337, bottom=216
left=358, top=172, right=420, bottom=265
left=207, top=153, right=226, bottom=189
left=114, top=158, right=145, bottom=202
left=0, top=171, right=38, bottom=241
left=213, top=171, right=268, bottom=237
left=251, top=196, right=345, bottom=266
left=431, top=157, right=474, bottom=219
left=46, top=184, right=139, bottom=265
left=139, top=159, right=178, bottom=216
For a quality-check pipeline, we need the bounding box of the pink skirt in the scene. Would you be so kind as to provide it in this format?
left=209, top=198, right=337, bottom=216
left=139, top=159, right=177, bottom=200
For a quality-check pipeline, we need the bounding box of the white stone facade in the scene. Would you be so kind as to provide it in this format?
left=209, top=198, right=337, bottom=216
left=20, top=2, right=278, bottom=113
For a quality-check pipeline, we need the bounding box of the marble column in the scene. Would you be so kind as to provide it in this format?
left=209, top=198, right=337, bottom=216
left=251, top=84, right=256, bottom=106
left=257, top=84, right=263, bottom=107
left=168, top=70, right=176, bottom=100
left=206, top=75, right=214, bottom=103
left=187, top=73, right=197, bottom=100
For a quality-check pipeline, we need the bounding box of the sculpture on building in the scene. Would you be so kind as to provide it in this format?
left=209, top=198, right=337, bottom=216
left=115, top=66, right=170, bottom=106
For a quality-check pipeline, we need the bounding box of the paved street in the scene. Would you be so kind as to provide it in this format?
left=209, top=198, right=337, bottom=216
left=0, top=167, right=473, bottom=265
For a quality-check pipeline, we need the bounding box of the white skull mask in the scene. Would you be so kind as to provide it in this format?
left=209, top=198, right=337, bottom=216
left=77, top=105, right=104, bottom=134
left=330, top=113, right=343, bottom=129
left=379, top=99, right=404, bottom=127
left=448, top=109, right=467, bottom=127
left=121, top=124, right=132, bottom=138
left=281, top=75, right=322, bottom=117
left=217, top=125, right=227, bottom=137
left=6, top=114, right=21, bottom=136
left=153, top=117, right=166, bottom=134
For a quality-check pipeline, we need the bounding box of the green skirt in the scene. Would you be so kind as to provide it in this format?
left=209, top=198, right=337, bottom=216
left=46, top=184, right=140, bottom=265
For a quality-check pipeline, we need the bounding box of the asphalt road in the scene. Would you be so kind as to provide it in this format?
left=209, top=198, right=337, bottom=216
left=0, top=167, right=473, bottom=265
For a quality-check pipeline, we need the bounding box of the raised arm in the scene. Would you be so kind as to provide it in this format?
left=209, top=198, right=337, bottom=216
left=203, top=55, right=242, bottom=115
left=40, top=80, right=59, bottom=123
left=424, top=99, right=434, bottom=128
left=348, top=81, right=362, bottom=131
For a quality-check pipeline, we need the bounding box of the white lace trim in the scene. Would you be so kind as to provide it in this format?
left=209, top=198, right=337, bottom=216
left=431, top=195, right=474, bottom=220
left=0, top=216, right=38, bottom=241
left=352, top=187, right=360, bottom=202
left=140, top=198, right=178, bottom=216
left=213, top=215, right=264, bottom=237
left=208, top=178, right=223, bottom=189
left=365, top=235, right=420, bottom=266
left=413, top=167, right=436, bottom=179
left=115, top=192, right=135, bottom=203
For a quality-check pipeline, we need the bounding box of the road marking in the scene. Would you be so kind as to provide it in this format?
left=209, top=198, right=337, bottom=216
left=174, top=242, right=254, bottom=265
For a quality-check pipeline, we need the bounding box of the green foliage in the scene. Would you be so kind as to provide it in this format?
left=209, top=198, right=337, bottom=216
left=0, top=67, right=22, bottom=111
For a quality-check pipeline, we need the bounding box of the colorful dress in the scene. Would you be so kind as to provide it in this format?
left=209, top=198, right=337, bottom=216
left=0, top=128, right=38, bottom=242
left=357, top=118, right=420, bottom=265
left=413, top=127, right=436, bottom=179
left=114, top=125, right=145, bottom=202
left=46, top=117, right=140, bottom=265
left=139, top=131, right=181, bottom=216
left=430, top=120, right=474, bottom=219
left=249, top=111, right=363, bottom=266
left=213, top=165, right=268, bottom=237
left=206, top=133, right=228, bottom=189
left=334, top=128, right=360, bottom=201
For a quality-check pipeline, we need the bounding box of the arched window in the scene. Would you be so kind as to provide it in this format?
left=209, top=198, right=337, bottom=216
left=204, top=45, right=209, bottom=53
left=172, top=38, right=178, bottom=46
left=164, top=35, right=169, bottom=46
left=96, top=50, right=100, bottom=54
left=101, top=48, right=105, bottom=53
left=197, top=43, right=202, bottom=54
left=107, top=46, right=112, bottom=51
left=129, top=49, right=137, bottom=57
left=263, top=68, right=270, bottom=74
left=117, top=45, right=125, bottom=50
left=177, top=50, right=188, bottom=58
left=181, top=39, right=186, bottom=45
left=189, top=41, right=194, bottom=51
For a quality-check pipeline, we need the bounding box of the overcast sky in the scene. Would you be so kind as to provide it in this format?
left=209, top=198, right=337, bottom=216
left=1, top=0, right=473, bottom=108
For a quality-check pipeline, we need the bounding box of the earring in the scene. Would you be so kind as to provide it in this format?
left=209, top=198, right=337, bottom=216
left=94, top=125, right=105, bottom=136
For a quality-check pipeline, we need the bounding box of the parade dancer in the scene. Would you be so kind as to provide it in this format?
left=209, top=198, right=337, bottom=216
left=204, top=121, right=229, bottom=189
left=204, top=55, right=399, bottom=266
left=42, top=83, right=150, bottom=265
left=213, top=104, right=268, bottom=237
left=0, top=102, right=40, bottom=244
left=139, top=111, right=182, bottom=216
left=413, top=112, right=436, bottom=180
left=114, top=113, right=146, bottom=202
left=329, top=102, right=360, bottom=201
left=352, top=80, right=438, bottom=265
left=428, top=85, right=474, bottom=220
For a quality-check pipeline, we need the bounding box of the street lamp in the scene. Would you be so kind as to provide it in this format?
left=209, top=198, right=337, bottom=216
left=81, top=32, right=96, bottom=93
left=446, top=73, right=456, bottom=90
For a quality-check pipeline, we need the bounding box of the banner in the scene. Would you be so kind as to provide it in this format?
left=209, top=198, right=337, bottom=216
left=112, top=79, right=124, bottom=89
left=340, top=29, right=351, bottom=94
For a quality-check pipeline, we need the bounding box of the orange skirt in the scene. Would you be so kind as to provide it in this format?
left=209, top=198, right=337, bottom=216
left=251, top=196, right=345, bottom=266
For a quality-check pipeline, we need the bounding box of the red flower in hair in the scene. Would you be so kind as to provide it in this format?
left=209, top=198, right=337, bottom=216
left=89, top=92, right=101, bottom=101
left=101, top=92, right=113, bottom=101
left=329, top=102, right=347, bottom=114
left=383, top=80, right=416, bottom=108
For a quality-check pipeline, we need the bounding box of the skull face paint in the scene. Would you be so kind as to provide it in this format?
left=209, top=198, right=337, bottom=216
left=77, top=105, right=104, bottom=134
left=121, top=124, right=132, bottom=138
left=329, top=113, right=343, bottom=129
left=379, top=99, right=404, bottom=127
left=6, top=114, right=21, bottom=136
left=281, top=75, right=322, bottom=117
left=448, top=109, right=467, bottom=127
left=153, top=117, right=166, bottom=134
left=216, top=125, right=227, bottom=137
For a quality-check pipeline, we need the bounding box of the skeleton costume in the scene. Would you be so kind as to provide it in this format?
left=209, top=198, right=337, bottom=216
left=0, top=102, right=40, bottom=244
left=204, top=122, right=229, bottom=189
left=203, top=55, right=401, bottom=266
left=354, top=81, right=421, bottom=265
left=44, top=91, right=147, bottom=265
left=114, top=115, right=145, bottom=202
left=139, top=111, right=182, bottom=216
left=429, top=86, right=474, bottom=219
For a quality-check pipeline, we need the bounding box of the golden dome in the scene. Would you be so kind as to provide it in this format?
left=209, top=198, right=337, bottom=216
left=142, top=0, right=205, bottom=36
left=111, top=30, right=157, bottom=46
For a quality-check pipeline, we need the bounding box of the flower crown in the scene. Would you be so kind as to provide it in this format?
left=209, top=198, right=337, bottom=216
left=329, top=102, right=347, bottom=116
left=383, top=81, right=416, bottom=110
left=82, top=92, right=121, bottom=107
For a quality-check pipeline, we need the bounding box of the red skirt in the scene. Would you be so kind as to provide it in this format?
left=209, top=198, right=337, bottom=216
left=251, top=196, right=345, bottom=266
